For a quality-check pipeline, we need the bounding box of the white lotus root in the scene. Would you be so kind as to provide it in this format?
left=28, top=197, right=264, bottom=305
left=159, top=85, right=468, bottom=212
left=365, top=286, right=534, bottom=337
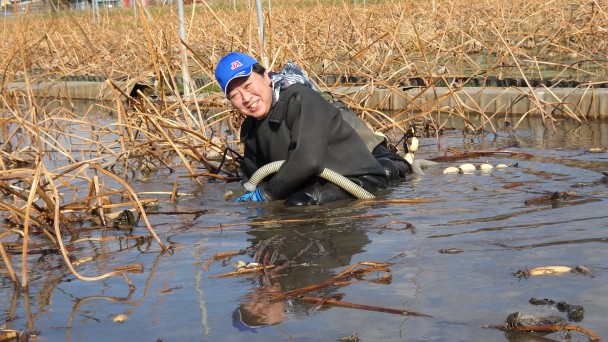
left=479, top=163, right=493, bottom=171
left=113, top=314, right=128, bottom=323
left=404, top=152, right=414, bottom=165
left=458, top=163, right=476, bottom=172
left=408, top=137, right=419, bottom=153
left=443, top=166, right=460, bottom=174
left=443, top=162, right=512, bottom=174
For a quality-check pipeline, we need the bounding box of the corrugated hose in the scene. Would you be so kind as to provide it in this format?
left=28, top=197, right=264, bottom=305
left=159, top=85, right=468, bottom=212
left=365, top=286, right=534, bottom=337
left=243, top=160, right=375, bottom=200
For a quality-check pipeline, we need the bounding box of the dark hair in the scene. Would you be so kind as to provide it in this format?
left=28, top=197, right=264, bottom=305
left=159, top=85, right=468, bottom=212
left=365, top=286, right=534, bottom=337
left=252, top=63, right=266, bottom=75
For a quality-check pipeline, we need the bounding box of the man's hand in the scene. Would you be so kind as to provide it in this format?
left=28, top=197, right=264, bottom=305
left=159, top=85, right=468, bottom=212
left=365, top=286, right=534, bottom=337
left=235, top=188, right=266, bottom=202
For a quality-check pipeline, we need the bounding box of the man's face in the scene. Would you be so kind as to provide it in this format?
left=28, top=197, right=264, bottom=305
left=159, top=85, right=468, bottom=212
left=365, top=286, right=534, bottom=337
left=227, top=71, right=273, bottom=120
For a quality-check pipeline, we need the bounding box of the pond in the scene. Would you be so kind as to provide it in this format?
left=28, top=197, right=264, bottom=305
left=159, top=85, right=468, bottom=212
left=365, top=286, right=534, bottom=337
left=1, top=110, right=607, bottom=341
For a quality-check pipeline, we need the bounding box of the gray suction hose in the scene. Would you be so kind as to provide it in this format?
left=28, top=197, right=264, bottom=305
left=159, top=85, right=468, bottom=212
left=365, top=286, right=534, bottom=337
left=410, top=159, right=439, bottom=176
left=243, top=160, right=375, bottom=199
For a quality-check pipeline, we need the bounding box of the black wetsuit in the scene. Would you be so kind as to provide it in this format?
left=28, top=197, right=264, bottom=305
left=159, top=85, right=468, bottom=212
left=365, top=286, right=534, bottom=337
left=240, top=84, right=389, bottom=205
left=331, top=99, right=411, bottom=183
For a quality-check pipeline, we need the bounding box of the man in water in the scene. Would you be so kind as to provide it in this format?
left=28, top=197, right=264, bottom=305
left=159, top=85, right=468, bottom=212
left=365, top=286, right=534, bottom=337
left=215, top=52, right=410, bottom=206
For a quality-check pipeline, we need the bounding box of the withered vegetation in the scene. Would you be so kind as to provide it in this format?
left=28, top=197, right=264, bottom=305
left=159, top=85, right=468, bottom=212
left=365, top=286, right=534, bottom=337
left=0, top=0, right=607, bottom=288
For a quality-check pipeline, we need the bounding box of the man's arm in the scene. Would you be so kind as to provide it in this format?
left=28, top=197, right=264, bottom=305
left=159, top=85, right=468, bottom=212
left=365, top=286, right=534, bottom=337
left=260, top=88, right=337, bottom=199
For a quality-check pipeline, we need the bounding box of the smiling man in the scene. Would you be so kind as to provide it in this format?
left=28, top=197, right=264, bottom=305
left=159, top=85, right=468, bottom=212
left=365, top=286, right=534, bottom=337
left=214, top=52, right=409, bottom=206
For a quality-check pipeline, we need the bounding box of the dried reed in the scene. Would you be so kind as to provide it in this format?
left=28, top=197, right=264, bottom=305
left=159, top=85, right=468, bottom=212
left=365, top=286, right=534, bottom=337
left=1, top=0, right=607, bottom=289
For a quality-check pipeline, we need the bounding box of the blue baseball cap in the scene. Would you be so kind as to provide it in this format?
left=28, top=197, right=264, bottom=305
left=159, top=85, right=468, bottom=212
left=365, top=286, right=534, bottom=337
left=232, top=307, right=270, bottom=332
left=214, top=52, right=259, bottom=95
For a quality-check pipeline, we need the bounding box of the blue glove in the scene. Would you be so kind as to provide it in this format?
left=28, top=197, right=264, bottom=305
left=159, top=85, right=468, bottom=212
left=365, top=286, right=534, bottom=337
left=235, top=188, right=266, bottom=202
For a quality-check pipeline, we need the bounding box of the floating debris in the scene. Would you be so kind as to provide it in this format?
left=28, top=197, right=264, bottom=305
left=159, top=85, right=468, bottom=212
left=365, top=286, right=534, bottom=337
left=0, top=329, right=29, bottom=341
left=211, top=264, right=276, bottom=278
left=160, top=286, right=183, bottom=293
left=442, top=162, right=516, bottom=174
left=269, top=262, right=394, bottom=300
left=337, top=333, right=360, bottom=342
left=514, top=265, right=594, bottom=278
left=114, top=263, right=145, bottom=273
left=571, top=172, right=608, bottom=188
left=503, top=181, right=527, bottom=189
left=233, top=260, right=247, bottom=269
left=486, top=311, right=601, bottom=341
left=514, top=265, right=572, bottom=278
left=557, top=301, right=585, bottom=322
left=573, top=265, right=595, bottom=277
left=584, top=147, right=606, bottom=153
left=373, top=220, right=416, bottom=233
left=524, top=191, right=580, bottom=205
left=299, top=295, right=432, bottom=317
left=439, top=248, right=464, bottom=254
left=529, top=298, right=555, bottom=305
left=112, top=209, right=138, bottom=228
left=506, top=311, right=566, bottom=327
left=72, top=256, right=94, bottom=267
left=112, top=314, right=128, bottom=323
left=529, top=265, right=573, bottom=276
left=203, top=249, right=246, bottom=271
left=529, top=298, right=585, bottom=322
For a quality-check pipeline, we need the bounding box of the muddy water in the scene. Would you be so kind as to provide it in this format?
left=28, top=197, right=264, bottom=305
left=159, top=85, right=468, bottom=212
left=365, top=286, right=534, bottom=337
left=2, top=114, right=608, bottom=341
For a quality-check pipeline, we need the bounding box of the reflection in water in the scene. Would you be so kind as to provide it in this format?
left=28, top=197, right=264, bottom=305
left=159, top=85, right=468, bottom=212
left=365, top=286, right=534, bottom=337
left=193, top=240, right=211, bottom=336
left=439, top=114, right=608, bottom=151
left=233, top=285, right=284, bottom=330
left=510, top=237, right=608, bottom=250
left=0, top=238, right=166, bottom=341
left=230, top=202, right=374, bottom=330
left=66, top=291, right=135, bottom=342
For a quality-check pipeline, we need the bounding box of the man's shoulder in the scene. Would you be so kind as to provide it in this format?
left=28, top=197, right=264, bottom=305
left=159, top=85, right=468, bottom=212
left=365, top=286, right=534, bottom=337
left=279, top=83, right=319, bottom=99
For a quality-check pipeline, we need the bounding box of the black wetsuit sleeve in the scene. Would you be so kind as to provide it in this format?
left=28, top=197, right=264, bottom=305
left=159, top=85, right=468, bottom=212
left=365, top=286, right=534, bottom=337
left=239, top=118, right=258, bottom=183
left=260, top=90, right=336, bottom=200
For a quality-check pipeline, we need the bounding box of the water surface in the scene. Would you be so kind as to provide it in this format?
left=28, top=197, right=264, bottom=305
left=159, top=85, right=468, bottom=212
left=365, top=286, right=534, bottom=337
left=1, top=113, right=607, bottom=341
